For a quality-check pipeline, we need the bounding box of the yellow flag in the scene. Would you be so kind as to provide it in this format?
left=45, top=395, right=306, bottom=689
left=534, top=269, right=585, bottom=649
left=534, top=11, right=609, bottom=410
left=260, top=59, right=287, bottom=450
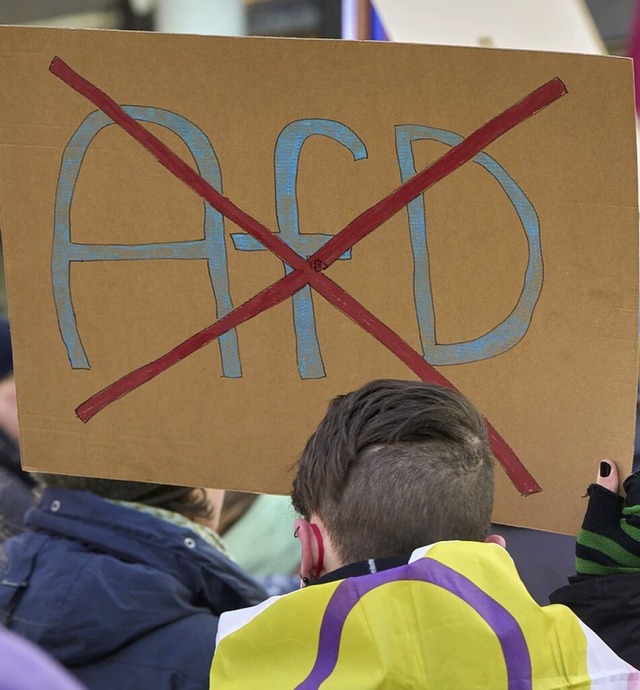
left=211, top=541, right=640, bottom=689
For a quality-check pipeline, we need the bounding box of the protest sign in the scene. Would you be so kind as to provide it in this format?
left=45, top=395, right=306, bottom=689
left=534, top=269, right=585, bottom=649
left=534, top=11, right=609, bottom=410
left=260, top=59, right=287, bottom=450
left=0, top=27, right=636, bottom=533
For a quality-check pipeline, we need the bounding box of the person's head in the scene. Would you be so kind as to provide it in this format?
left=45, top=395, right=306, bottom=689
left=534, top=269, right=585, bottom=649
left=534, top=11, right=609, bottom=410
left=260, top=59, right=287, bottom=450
left=35, top=475, right=225, bottom=530
left=291, top=379, right=497, bottom=578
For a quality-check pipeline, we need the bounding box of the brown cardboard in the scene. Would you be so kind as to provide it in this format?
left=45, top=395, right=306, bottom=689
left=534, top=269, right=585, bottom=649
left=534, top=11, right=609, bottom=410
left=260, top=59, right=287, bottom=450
left=0, top=26, right=636, bottom=534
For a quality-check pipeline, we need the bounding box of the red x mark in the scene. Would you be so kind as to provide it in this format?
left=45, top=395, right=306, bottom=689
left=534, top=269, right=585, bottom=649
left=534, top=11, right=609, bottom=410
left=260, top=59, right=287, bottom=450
left=50, top=56, right=567, bottom=495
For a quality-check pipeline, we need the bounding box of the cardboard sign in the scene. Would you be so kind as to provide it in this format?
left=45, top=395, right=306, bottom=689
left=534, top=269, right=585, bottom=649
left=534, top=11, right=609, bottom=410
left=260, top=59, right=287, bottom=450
left=0, top=27, right=636, bottom=534
left=371, top=0, right=605, bottom=53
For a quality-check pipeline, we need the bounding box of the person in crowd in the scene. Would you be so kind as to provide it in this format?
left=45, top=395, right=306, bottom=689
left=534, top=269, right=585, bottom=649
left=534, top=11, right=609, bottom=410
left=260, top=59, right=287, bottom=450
left=219, top=491, right=299, bottom=596
left=0, top=318, right=35, bottom=539
left=209, top=379, right=636, bottom=688
left=0, top=625, right=85, bottom=690
left=550, top=460, right=640, bottom=669
left=0, top=476, right=266, bottom=690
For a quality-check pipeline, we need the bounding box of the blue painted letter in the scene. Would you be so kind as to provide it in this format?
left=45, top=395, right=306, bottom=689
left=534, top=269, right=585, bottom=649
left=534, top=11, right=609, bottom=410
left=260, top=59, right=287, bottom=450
left=52, top=106, right=241, bottom=377
left=232, top=119, right=367, bottom=378
left=395, top=125, right=543, bottom=365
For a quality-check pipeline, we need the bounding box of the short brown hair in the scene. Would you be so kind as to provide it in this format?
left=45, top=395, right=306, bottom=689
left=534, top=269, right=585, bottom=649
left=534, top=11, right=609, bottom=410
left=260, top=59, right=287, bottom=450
left=291, top=379, right=494, bottom=564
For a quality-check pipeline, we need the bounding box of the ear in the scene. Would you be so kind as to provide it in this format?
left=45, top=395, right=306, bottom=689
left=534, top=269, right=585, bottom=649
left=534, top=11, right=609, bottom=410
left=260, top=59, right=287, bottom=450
left=484, top=533, right=507, bottom=549
left=294, top=518, right=323, bottom=585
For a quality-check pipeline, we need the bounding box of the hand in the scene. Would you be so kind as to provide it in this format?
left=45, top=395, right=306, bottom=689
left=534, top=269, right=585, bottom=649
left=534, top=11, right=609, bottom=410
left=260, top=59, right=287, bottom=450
left=576, top=460, right=640, bottom=576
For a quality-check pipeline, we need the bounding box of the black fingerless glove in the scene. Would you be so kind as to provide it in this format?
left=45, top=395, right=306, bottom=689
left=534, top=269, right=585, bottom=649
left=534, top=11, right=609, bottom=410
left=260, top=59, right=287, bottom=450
left=576, top=472, right=640, bottom=576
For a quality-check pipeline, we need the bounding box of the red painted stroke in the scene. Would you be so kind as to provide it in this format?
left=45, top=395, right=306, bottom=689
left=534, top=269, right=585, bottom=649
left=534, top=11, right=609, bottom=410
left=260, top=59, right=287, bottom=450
left=314, top=77, right=567, bottom=266
left=50, top=57, right=308, bottom=273
left=51, top=57, right=567, bottom=494
left=305, top=271, right=541, bottom=494
left=76, top=270, right=309, bottom=421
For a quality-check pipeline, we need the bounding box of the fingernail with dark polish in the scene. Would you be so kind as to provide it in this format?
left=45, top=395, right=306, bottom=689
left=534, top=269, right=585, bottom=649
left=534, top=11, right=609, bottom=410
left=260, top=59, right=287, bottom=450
left=600, top=461, right=611, bottom=478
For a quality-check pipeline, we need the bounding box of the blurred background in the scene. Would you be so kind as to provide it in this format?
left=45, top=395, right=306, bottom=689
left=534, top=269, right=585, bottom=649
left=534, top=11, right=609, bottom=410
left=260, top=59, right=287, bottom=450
left=0, top=0, right=636, bottom=313
left=0, top=1, right=631, bottom=47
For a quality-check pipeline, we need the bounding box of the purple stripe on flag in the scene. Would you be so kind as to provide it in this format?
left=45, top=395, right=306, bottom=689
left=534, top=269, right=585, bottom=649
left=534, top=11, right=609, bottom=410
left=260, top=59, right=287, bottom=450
left=295, top=556, right=532, bottom=690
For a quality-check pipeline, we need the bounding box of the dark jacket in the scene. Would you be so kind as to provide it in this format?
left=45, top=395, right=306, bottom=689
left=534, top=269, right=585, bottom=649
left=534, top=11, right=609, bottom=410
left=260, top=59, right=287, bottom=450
left=550, top=573, right=640, bottom=670
left=0, top=488, right=267, bottom=690
left=0, top=428, right=34, bottom=539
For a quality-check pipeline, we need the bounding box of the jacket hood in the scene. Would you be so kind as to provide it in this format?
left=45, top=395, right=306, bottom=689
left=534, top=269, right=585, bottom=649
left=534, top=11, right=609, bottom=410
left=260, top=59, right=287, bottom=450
left=0, top=488, right=266, bottom=666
